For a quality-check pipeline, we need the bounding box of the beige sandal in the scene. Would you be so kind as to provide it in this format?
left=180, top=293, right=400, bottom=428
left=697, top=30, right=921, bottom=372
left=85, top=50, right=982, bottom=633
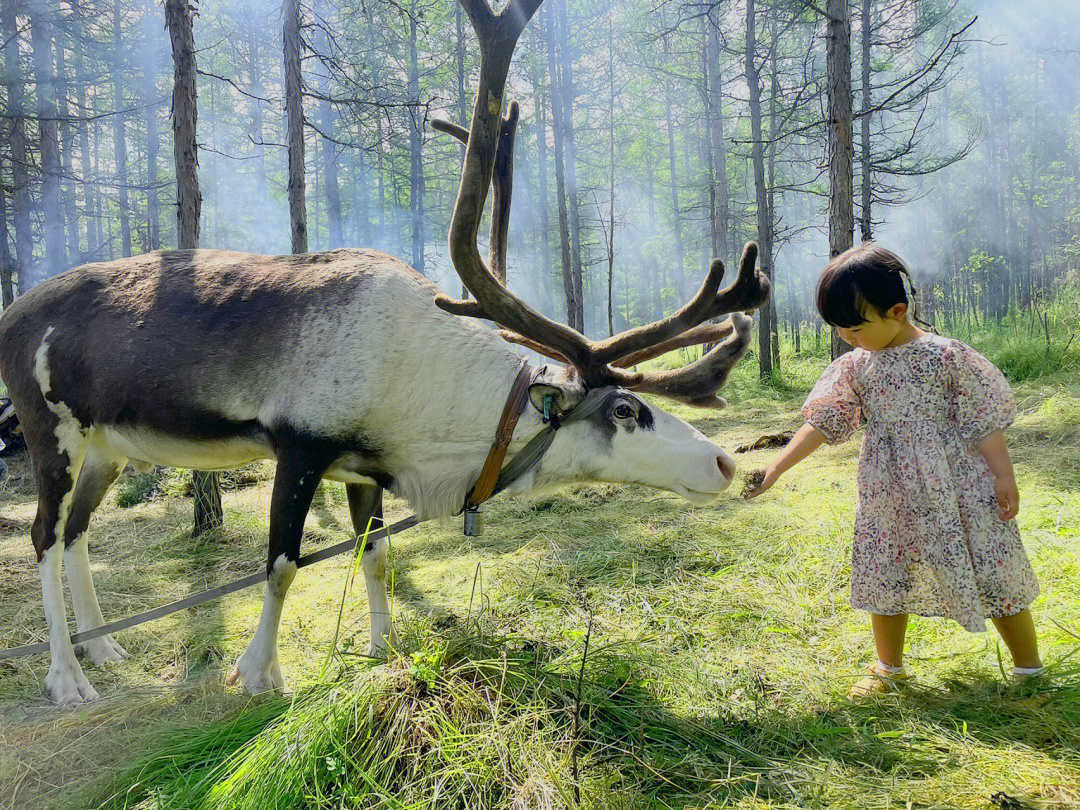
left=848, top=662, right=912, bottom=700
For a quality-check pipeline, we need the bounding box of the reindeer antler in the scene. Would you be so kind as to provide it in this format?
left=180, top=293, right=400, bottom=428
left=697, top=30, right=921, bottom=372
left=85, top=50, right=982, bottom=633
left=439, top=0, right=770, bottom=406
left=433, top=100, right=519, bottom=285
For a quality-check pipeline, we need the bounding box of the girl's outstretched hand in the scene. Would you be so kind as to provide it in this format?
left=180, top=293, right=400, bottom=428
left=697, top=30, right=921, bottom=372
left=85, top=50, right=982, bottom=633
left=743, top=464, right=780, bottom=499
left=995, top=474, right=1020, bottom=521
left=742, top=423, right=826, bottom=500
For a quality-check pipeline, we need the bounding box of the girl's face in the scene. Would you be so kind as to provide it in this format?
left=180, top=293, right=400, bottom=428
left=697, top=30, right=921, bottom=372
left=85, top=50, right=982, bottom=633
left=836, top=303, right=908, bottom=351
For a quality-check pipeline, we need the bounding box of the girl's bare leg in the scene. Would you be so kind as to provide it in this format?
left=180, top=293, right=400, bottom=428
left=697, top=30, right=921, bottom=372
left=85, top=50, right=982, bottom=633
left=991, top=609, right=1042, bottom=670
left=871, top=613, right=909, bottom=668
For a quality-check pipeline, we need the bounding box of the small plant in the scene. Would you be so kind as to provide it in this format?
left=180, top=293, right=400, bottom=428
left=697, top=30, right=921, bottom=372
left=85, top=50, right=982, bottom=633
left=408, top=644, right=445, bottom=690
left=114, top=469, right=166, bottom=508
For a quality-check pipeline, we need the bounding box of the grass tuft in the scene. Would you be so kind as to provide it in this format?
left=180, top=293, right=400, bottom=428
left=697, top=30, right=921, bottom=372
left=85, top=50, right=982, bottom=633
left=94, top=624, right=794, bottom=810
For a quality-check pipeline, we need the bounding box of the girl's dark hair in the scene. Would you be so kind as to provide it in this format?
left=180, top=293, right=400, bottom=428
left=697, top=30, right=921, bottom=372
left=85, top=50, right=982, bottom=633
left=816, top=242, right=928, bottom=328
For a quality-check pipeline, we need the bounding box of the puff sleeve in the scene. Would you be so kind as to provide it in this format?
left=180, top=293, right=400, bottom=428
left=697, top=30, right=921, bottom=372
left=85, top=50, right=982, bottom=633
left=802, top=351, right=863, bottom=444
left=946, top=340, right=1016, bottom=447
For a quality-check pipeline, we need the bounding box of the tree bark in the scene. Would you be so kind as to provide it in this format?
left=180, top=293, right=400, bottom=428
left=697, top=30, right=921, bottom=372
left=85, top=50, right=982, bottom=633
left=74, top=8, right=97, bottom=260
left=606, top=11, right=616, bottom=337
left=143, top=0, right=161, bottom=251
left=407, top=0, right=424, bottom=274
left=545, top=3, right=580, bottom=331
left=247, top=14, right=269, bottom=205
left=3, top=2, right=33, bottom=291
left=111, top=0, right=132, bottom=257
left=556, top=0, right=583, bottom=328
left=315, top=3, right=342, bottom=249
left=746, top=0, right=773, bottom=378
left=663, top=68, right=686, bottom=300
left=705, top=12, right=729, bottom=260
left=530, top=28, right=552, bottom=309
left=283, top=0, right=307, bottom=253
left=826, top=0, right=854, bottom=357
left=859, top=0, right=872, bottom=243
left=55, top=22, right=80, bottom=265
left=0, top=181, right=14, bottom=307
left=29, top=0, right=66, bottom=278
left=166, top=0, right=222, bottom=534
left=767, top=1, right=780, bottom=369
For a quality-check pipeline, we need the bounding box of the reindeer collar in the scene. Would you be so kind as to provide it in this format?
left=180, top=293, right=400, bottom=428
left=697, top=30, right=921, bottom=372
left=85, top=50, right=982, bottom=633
left=463, top=359, right=535, bottom=511
left=463, top=361, right=615, bottom=517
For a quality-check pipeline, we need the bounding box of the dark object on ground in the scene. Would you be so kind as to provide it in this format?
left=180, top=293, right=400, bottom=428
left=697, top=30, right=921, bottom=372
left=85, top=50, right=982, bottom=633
left=990, top=792, right=1033, bottom=810
left=741, top=469, right=766, bottom=498
left=735, top=431, right=794, bottom=454
left=0, top=398, right=24, bottom=457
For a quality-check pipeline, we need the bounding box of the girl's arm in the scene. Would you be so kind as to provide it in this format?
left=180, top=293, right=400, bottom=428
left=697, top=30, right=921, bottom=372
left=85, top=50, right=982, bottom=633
left=744, top=422, right=826, bottom=499
left=976, top=428, right=1020, bottom=520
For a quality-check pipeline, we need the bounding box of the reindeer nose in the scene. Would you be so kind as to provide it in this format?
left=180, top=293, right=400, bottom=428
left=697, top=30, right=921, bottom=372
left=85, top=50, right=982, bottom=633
left=716, top=455, right=735, bottom=483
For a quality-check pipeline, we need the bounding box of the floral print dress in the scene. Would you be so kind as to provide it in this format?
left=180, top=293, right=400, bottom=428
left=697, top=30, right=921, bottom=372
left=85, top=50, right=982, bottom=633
left=803, top=333, right=1039, bottom=632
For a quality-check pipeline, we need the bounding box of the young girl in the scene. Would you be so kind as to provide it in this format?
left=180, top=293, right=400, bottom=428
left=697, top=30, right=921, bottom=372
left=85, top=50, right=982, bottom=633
left=746, top=243, right=1043, bottom=697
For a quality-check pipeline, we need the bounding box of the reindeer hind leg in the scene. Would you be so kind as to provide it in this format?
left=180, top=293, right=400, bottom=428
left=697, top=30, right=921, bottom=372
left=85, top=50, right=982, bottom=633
left=346, top=483, right=396, bottom=655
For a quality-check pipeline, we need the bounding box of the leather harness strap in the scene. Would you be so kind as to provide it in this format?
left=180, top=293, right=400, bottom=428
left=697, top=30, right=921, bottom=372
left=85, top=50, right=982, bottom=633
left=464, top=359, right=534, bottom=510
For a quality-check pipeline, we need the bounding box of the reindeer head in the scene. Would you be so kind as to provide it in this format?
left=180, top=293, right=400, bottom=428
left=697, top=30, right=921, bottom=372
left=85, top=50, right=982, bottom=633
left=435, top=0, right=770, bottom=505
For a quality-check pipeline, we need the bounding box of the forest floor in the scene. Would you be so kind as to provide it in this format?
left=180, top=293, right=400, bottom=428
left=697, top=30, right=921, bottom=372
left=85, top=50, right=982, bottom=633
left=0, top=350, right=1078, bottom=809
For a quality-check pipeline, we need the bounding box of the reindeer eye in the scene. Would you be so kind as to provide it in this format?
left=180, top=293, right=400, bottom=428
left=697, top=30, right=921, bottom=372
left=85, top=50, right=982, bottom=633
left=613, top=404, right=634, bottom=420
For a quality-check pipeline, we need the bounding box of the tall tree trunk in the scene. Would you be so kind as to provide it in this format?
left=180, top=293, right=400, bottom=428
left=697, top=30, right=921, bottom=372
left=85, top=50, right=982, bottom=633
left=74, top=10, right=97, bottom=260
left=705, top=13, right=729, bottom=260
left=3, top=3, right=33, bottom=291
left=826, top=0, right=854, bottom=357
left=55, top=22, right=79, bottom=266
left=30, top=0, right=66, bottom=278
left=644, top=158, right=661, bottom=317
left=208, top=78, right=222, bottom=247
left=859, top=0, right=872, bottom=243
left=111, top=0, right=132, bottom=257
left=556, top=0, right=583, bottom=329
left=93, top=118, right=105, bottom=258
left=316, top=54, right=342, bottom=245
left=375, top=114, right=387, bottom=248
left=606, top=10, right=616, bottom=337
left=355, top=153, right=370, bottom=245
left=545, top=4, right=579, bottom=330
left=0, top=182, right=14, bottom=306
left=530, top=29, right=552, bottom=309
left=767, top=1, right=780, bottom=369
left=746, top=0, right=772, bottom=378
left=407, top=0, right=424, bottom=274
left=143, top=0, right=161, bottom=251
left=283, top=0, right=307, bottom=253
left=663, top=68, right=686, bottom=300
left=247, top=14, right=268, bottom=204
left=167, top=0, right=222, bottom=535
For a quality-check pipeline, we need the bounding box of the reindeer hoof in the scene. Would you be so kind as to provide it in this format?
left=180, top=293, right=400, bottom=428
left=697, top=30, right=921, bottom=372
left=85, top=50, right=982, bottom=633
left=46, top=659, right=99, bottom=706
left=227, top=655, right=287, bottom=695
left=76, top=635, right=128, bottom=667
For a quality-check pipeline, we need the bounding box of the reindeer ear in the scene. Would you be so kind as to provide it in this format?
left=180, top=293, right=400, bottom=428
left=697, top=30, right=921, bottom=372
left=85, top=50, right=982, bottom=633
left=528, top=366, right=584, bottom=417
left=528, top=383, right=582, bottom=418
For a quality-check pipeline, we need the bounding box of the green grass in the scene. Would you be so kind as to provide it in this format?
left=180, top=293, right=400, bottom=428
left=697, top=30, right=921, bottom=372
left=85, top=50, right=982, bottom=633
left=1, top=328, right=1079, bottom=809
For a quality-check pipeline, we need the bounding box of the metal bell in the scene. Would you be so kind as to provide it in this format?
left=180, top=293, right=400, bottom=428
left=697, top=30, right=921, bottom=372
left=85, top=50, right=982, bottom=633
left=463, top=506, right=484, bottom=537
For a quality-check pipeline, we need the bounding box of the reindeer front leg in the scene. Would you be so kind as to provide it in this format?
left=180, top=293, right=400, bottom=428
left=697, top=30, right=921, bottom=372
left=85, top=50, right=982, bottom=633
left=228, top=444, right=331, bottom=695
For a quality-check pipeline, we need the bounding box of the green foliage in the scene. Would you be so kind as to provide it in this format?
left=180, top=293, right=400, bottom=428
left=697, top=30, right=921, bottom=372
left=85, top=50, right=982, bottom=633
left=940, top=285, right=1080, bottom=382
left=114, top=470, right=167, bottom=508
left=94, top=625, right=795, bottom=810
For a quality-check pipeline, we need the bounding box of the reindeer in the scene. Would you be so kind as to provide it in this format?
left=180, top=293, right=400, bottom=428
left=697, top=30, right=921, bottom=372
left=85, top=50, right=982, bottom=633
left=0, top=0, right=769, bottom=706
